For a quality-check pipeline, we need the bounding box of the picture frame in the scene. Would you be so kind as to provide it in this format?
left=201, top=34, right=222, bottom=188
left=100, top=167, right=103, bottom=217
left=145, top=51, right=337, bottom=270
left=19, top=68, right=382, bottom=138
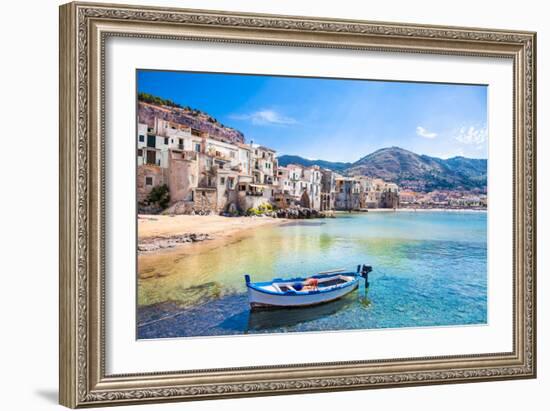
left=59, top=1, right=536, bottom=408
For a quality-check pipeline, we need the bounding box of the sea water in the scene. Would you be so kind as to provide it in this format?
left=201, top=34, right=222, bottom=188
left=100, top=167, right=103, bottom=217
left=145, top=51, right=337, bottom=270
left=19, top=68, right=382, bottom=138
left=137, top=211, right=487, bottom=339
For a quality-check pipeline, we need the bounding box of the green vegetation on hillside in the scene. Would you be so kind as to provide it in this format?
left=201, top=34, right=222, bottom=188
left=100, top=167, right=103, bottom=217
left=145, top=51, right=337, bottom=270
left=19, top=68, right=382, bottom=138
left=138, top=92, right=184, bottom=109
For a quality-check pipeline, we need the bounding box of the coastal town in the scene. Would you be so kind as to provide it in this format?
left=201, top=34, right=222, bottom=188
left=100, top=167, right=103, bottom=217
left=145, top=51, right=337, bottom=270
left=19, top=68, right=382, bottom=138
left=137, top=97, right=487, bottom=217
left=137, top=99, right=400, bottom=216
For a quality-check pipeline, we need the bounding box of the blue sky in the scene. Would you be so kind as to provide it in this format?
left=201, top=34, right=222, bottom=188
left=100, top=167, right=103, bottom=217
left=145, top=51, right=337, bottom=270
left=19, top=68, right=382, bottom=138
left=137, top=70, right=488, bottom=162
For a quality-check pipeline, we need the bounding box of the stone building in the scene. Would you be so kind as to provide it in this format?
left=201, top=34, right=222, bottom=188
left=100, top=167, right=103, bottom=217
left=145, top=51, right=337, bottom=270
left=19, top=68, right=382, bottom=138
left=320, top=169, right=336, bottom=211
left=333, top=175, right=400, bottom=210
left=250, top=144, right=276, bottom=185
left=137, top=103, right=399, bottom=214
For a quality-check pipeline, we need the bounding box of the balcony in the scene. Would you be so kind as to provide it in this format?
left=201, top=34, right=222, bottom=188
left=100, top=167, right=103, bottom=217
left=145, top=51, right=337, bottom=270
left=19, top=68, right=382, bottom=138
left=180, top=151, right=198, bottom=161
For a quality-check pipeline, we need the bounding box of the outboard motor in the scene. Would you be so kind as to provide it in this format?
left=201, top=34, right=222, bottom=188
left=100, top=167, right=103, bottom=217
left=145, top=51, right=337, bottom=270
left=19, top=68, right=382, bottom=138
left=361, top=265, right=373, bottom=288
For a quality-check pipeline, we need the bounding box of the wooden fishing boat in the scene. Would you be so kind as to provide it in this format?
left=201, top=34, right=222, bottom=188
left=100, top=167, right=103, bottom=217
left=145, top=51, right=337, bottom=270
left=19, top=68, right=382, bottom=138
left=245, top=265, right=372, bottom=309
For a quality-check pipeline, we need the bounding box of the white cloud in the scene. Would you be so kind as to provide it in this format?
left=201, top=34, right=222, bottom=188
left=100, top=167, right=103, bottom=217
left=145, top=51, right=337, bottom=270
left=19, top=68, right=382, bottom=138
left=416, top=126, right=437, bottom=139
left=455, top=125, right=488, bottom=146
left=231, top=109, right=297, bottom=126
left=433, top=148, right=465, bottom=159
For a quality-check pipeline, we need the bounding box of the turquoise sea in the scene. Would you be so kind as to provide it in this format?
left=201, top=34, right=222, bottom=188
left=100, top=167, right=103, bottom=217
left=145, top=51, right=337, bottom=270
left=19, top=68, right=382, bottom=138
left=137, top=211, right=487, bottom=339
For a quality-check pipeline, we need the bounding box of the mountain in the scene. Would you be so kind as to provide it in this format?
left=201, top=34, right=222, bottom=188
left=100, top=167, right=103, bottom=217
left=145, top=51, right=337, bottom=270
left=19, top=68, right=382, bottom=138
left=277, top=155, right=352, bottom=173
left=279, top=148, right=486, bottom=192
left=345, top=147, right=487, bottom=192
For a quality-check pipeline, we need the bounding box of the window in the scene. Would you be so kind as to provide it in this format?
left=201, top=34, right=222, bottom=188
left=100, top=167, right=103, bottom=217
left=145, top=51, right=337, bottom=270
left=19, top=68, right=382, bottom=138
left=137, top=149, right=143, bottom=157
left=145, top=176, right=153, bottom=186
left=228, top=178, right=235, bottom=189
left=239, top=184, right=246, bottom=191
left=139, top=135, right=145, bottom=142
left=147, top=135, right=156, bottom=148
left=164, top=137, right=169, bottom=145
left=230, top=151, right=236, bottom=159
left=220, top=177, right=226, bottom=185
left=195, top=143, right=201, bottom=152
left=146, top=150, right=156, bottom=165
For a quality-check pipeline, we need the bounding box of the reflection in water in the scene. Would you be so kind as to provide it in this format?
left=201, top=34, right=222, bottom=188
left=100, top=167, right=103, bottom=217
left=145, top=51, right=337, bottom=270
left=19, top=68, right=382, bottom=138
left=245, top=290, right=358, bottom=332
left=137, top=211, right=488, bottom=339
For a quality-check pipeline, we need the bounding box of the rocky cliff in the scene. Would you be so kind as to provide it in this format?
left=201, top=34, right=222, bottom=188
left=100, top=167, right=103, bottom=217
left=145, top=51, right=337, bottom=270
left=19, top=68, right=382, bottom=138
left=138, top=101, right=245, bottom=145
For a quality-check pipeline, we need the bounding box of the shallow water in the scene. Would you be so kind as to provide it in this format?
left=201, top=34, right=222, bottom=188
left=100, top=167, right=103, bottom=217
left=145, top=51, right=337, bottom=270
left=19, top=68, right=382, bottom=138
left=137, top=211, right=487, bottom=339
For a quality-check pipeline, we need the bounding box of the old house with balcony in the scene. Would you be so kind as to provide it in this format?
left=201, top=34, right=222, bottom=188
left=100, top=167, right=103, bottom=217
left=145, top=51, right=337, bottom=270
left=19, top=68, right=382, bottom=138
left=273, top=164, right=321, bottom=209
left=333, top=176, right=399, bottom=210
left=335, top=177, right=361, bottom=210
left=251, top=144, right=276, bottom=185
left=320, top=169, right=337, bottom=211
left=303, top=166, right=322, bottom=210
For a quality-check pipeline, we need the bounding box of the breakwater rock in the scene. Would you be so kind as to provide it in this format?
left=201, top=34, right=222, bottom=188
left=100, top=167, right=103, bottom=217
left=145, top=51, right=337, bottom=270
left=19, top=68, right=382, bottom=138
left=138, top=233, right=212, bottom=253
left=274, top=208, right=332, bottom=219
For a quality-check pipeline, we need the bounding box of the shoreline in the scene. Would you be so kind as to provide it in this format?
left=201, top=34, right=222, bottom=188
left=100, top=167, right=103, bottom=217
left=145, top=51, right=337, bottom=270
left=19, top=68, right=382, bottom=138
left=335, top=208, right=487, bottom=214
left=395, top=208, right=487, bottom=213
left=138, top=214, right=288, bottom=259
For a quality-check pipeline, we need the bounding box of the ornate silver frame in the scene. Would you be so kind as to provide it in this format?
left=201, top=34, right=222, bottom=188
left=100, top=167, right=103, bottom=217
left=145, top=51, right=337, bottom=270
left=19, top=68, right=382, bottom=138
left=59, top=1, right=536, bottom=408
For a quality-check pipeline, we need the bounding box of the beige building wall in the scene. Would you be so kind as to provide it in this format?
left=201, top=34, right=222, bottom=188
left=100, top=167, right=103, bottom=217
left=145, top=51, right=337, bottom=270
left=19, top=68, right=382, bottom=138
left=137, top=164, right=167, bottom=203
left=167, top=153, right=198, bottom=203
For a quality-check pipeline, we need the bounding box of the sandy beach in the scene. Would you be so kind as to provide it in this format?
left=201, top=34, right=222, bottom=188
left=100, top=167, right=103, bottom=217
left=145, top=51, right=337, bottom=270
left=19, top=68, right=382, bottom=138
left=138, top=214, right=288, bottom=256
left=139, top=214, right=287, bottom=239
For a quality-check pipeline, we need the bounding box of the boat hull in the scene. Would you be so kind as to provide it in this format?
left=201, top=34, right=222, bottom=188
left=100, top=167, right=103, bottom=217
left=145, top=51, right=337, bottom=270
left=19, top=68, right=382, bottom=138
left=247, top=282, right=359, bottom=309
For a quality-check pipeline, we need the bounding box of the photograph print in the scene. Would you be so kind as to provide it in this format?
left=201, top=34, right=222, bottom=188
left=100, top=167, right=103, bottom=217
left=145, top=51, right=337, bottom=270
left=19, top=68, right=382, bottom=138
left=136, top=70, right=488, bottom=340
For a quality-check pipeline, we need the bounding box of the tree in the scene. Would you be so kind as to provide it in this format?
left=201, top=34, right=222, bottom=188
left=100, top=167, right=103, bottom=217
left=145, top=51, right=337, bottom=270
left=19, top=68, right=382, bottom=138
left=146, top=184, right=170, bottom=209
left=137, top=92, right=182, bottom=109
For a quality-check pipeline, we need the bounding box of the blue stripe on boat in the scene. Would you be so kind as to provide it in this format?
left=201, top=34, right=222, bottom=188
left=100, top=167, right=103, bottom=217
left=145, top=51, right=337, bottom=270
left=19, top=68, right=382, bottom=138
left=245, top=272, right=360, bottom=296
